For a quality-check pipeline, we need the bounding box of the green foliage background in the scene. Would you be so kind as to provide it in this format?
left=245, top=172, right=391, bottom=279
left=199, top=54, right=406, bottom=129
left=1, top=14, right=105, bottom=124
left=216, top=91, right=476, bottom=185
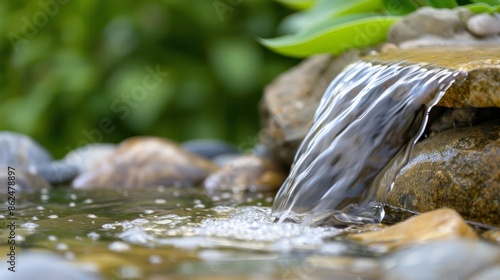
left=0, top=0, right=298, bottom=158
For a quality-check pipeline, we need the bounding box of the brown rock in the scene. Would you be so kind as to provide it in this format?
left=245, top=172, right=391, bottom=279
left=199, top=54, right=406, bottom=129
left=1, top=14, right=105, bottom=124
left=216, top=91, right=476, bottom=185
left=384, top=121, right=500, bottom=225
left=72, top=137, right=218, bottom=189
left=482, top=229, right=500, bottom=245
left=259, top=51, right=359, bottom=167
left=349, top=209, right=477, bottom=250
left=203, top=155, right=286, bottom=193
left=362, top=46, right=500, bottom=108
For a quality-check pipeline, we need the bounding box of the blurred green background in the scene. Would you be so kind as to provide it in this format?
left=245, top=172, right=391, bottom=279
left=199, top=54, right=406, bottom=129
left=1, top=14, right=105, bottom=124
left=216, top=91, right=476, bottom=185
left=0, top=0, right=299, bottom=158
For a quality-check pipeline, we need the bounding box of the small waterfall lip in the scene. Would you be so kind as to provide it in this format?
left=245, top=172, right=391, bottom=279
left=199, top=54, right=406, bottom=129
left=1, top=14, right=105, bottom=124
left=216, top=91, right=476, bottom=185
left=272, top=60, right=466, bottom=226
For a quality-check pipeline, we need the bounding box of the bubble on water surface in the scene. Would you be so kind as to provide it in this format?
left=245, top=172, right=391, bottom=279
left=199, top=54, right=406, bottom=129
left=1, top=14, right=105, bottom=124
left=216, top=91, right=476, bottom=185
left=21, top=222, right=39, bottom=229
left=115, top=206, right=339, bottom=253
left=87, top=232, right=100, bottom=240
left=109, top=241, right=131, bottom=252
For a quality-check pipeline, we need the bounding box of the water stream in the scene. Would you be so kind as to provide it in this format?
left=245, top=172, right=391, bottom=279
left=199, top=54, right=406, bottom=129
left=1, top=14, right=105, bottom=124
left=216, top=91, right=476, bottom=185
left=272, top=61, right=465, bottom=226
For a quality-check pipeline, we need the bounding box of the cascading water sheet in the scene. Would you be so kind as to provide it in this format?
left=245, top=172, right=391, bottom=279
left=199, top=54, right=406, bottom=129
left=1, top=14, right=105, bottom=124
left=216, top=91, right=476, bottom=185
left=272, top=61, right=465, bottom=226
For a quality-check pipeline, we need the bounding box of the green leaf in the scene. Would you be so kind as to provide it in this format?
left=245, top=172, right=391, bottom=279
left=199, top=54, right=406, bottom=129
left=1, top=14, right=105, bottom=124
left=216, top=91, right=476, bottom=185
left=260, top=15, right=400, bottom=57
left=382, top=0, right=421, bottom=15
left=424, top=0, right=458, bottom=8
left=275, top=0, right=318, bottom=10
left=465, top=2, right=500, bottom=12
left=471, top=0, right=500, bottom=5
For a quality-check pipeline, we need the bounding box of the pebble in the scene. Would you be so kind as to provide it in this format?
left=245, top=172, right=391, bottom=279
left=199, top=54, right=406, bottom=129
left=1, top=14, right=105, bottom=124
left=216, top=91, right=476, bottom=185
left=203, top=155, right=286, bottom=193
left=467, top=13, right=500, bottom=37
left=349, top=209, right=477, bottom=250
left=72, top=137, right=218, bottom=189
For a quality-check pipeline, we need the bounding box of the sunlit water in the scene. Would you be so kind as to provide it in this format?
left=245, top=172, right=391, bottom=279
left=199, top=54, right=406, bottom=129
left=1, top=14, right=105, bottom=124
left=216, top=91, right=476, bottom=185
left=273, top=61, right=465, bottom=226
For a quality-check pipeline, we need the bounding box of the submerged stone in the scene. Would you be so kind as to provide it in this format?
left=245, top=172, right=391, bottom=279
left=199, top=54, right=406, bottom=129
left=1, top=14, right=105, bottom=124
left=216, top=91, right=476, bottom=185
left=72, top=137, right=218, bottom=189
left=385, top=121, right=500, bottom=225
left=203, top=155, right=286, bottom=193
left=348, top=209, right=477, bottom=250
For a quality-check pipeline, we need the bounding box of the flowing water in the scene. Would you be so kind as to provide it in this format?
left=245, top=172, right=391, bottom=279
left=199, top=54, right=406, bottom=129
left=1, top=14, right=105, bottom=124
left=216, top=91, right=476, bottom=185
left=272, top=61, right=465, bottom=226
left=1, top=60, right=469, bottom=279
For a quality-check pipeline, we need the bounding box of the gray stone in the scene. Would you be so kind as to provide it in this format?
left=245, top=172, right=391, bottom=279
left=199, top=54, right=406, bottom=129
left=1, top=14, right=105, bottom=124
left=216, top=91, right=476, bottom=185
left=181, top=139, right=239, bottom=159
left=0, top=131, right=77, bottom=185
left=63, top=143, right=117, bottom=173
left=388, top=7, right=464, bottom=44
left=0, top=167, right=51, bottom=193
left=467, top=13, right=500, bottom=37
left=384, top=240, right=500, bottom=280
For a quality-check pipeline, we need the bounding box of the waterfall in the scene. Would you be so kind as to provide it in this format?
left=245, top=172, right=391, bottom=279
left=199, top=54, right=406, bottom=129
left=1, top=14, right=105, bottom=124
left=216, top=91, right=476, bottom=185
left=272, top=60, right=465, bottom=226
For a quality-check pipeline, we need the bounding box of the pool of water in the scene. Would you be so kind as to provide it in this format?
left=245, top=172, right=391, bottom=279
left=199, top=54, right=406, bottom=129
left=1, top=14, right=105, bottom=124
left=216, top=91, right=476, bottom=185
left=1, top=187, right=385, bottom=279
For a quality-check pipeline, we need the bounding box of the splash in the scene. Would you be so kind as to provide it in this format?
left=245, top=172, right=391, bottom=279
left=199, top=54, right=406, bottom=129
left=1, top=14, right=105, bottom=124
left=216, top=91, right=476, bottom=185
left=272, top=61, right=465, bottom=226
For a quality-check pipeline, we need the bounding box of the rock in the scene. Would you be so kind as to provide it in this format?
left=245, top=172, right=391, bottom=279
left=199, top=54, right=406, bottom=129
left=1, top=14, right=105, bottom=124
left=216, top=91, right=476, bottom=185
left=349, top=209, right=477, bottom=250
left=72, top=137, right=218, bottom=189
left=63, top=143, right=117, bottom=173
left=298, top=256, right=382, bottom=280
left=469, top=265, right=500, bottom=280
left=383, top=240, right=500, bottom=280
left=467, top=13, right=500, bottom=37
left=387, top=7, right=464, bottom=44
left=0, top=251, right=102, bottom=280
left=181, top=139, right=239, bottom=159
left=259, top=51, right=359, bottom=167
left=482, top=229, right=500, bottom=245
left=384, top=121, right=500, bottom=225
left=0, top=131, right=77, bottom=185
left=362, top=46, right=500, bottom=108
left=203, top=155, right=286, bottom=193
left=0, top=168, right=51, bottom=193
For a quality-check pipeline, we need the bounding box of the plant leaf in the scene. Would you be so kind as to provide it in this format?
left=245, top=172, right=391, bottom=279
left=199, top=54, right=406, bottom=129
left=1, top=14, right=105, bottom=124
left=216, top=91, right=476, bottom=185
left=471, top=0, right=500, bottom=5
left=382, top=0, right=421, bottom=15
left=465, top=2, right=500, bottom=12
left=260, top=15, right=400, bottom=57
left=424, top=0, right=458, bottom=8
left=275, top=0, right=318, bottom=10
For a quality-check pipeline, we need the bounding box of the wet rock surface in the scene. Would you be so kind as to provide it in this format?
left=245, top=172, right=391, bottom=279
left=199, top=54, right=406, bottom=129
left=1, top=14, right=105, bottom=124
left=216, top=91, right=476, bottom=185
left=349, top=209, right=477, bottom=250
left=203, top=155, right=286, bottom=193
left=72, top=137, right=218, bottom=189
left=385, top=121, right=500, bottom=225
left=362, top=46, right=500, bottom=108
left=259, top=51, right=359, bottom=167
